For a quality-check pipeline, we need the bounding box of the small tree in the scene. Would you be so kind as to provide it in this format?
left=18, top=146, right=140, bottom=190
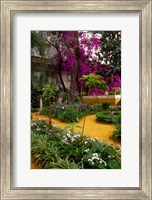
left=80, top=73, right=107, bottom=96
left=79, top=73, right=107, bottom=137
left=42, top=84, right=56, bottom=129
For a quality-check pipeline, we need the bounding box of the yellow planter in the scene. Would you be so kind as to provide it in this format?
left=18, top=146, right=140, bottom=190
left=81, top=95, right=121, bottom=105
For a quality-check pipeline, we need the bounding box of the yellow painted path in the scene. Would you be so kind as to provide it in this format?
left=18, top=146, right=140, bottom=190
left=32, top=112, right=118, bottom=145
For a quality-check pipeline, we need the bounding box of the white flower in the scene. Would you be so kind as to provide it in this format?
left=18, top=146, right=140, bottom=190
left=91, top=161, right=94, bottom=165
left=62, top=107, right=64, bottom=109
left=74, top=134, right=80, bottom=138
left=71, top=137, right=75, bottom=142
left=92, top=156, right=99, bottom=160
left=84, top=141, right=88, bottom=144
left=92, top=153, right=98, bottom=157
left=66, top=133, right=71, bottom=137
left=84, top=149, right=89, bottom=153
left=88, top=159, right=94, bottom=165
left=62, top=139, right=69, bottom=145
left=99, top=159, right=107, bottom=166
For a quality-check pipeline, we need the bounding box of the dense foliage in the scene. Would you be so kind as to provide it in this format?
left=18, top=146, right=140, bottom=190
left=31, top=120, right=121, bottom=169
left=96, top=110, right=121, bottom=124
left=40, top=103, right=104, bottom=123
left=31, top=31, right=121, bottom=102
left=112, top=123, right=121, bottom=141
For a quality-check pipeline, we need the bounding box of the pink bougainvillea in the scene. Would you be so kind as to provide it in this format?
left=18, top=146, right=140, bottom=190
left=42, top=31, right=121, bottom=95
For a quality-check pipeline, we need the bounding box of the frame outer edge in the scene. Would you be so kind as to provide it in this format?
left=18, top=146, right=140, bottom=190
left=0, top=1, right=148, bottom=11
left=0, top=0, right=152, bottom=199
left=1, top=2, right=12, bottom=200
left=1, top=1, right=6, bottom=199
left=141, top=1, right=152, bottom=199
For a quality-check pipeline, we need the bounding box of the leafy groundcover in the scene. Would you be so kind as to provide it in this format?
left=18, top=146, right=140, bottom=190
left=31, top=119, right=121, bottom=169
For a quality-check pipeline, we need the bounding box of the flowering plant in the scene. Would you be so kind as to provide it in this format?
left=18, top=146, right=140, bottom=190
left=31, top=120, right=121, bottom=169
left=40, top=103, right=104, bottom=123
left=31, top=119, right=49, bottom=134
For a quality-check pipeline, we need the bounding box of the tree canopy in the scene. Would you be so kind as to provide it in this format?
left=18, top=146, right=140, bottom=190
left=31, top=31, right=121, bottom=101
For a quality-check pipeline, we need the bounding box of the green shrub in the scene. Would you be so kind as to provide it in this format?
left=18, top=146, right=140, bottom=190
left=31, top=132, right=81, bottom=169
left=83, top=140, right=121, bottom=169
left=112, top=123, right=121, bottom=140
left=108, top=91, right=114, bottom=95
left=31, top=121, right=121, bottom=169
left=31, top=119, right=49, bottom=135
left=40, top=103, right=104, bottom=123
left=109, top=105, right=121, bottom=111
left=96, top=111, right=121, bottom=124
left=57, top=105, right=81, bottom=122
left=102, top=102, right=110, bottom=110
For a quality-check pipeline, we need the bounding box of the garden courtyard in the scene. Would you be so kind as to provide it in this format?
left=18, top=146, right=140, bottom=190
left=31, top=31, right=121, bottom=169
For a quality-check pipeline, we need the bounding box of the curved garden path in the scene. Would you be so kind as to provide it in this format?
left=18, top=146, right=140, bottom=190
left=32, top=113, right=118, bottom=145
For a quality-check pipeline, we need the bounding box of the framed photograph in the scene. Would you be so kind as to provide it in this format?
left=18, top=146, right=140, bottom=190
left=0, top=0, right=151, bottom=199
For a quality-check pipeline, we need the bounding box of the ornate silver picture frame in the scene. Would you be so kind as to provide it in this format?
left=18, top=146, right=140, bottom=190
left=0, top=0, right=151, bottom=199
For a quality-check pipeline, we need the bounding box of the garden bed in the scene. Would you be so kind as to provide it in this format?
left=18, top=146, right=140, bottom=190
left=31, top=120, right=121, bottom=169
left=32, top=113, right=119, bottom=145
left=96, top=110, right=121, bottom=124
left=40, top=103, right=104, bottom=123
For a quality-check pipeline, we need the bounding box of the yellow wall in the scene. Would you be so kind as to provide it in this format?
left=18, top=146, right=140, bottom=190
left=81, top=96, right=121, bottom=105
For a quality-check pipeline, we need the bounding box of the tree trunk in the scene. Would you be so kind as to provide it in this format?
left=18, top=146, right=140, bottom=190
left=58, top=61, right=66, bottom=92
left=69, top=32, right=79, bottom=103
left=48, top=96, right=52, bottom=129
left=39, top=96, right=43, bottom=112
left=57, top=48, right=66, bottom=92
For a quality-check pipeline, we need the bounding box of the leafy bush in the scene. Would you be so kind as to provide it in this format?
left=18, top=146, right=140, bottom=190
left=83, top=140, right=121, bottom=169
left=112, top=123, right=121, bottom=140
left=96, top=110, right=121, bottom=124
left=57, top=105, right=82, bottom=122
left=31, top=133, right=80, bottom=169
left=31, top=119, right=49, bottom=134
left=101, top=102, right=110, bottom=110
left=109, top=105, right=121, bottom=111
left=31, top=120, right=121, bottom=169
left=40, top=103, right=103, bottom=123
